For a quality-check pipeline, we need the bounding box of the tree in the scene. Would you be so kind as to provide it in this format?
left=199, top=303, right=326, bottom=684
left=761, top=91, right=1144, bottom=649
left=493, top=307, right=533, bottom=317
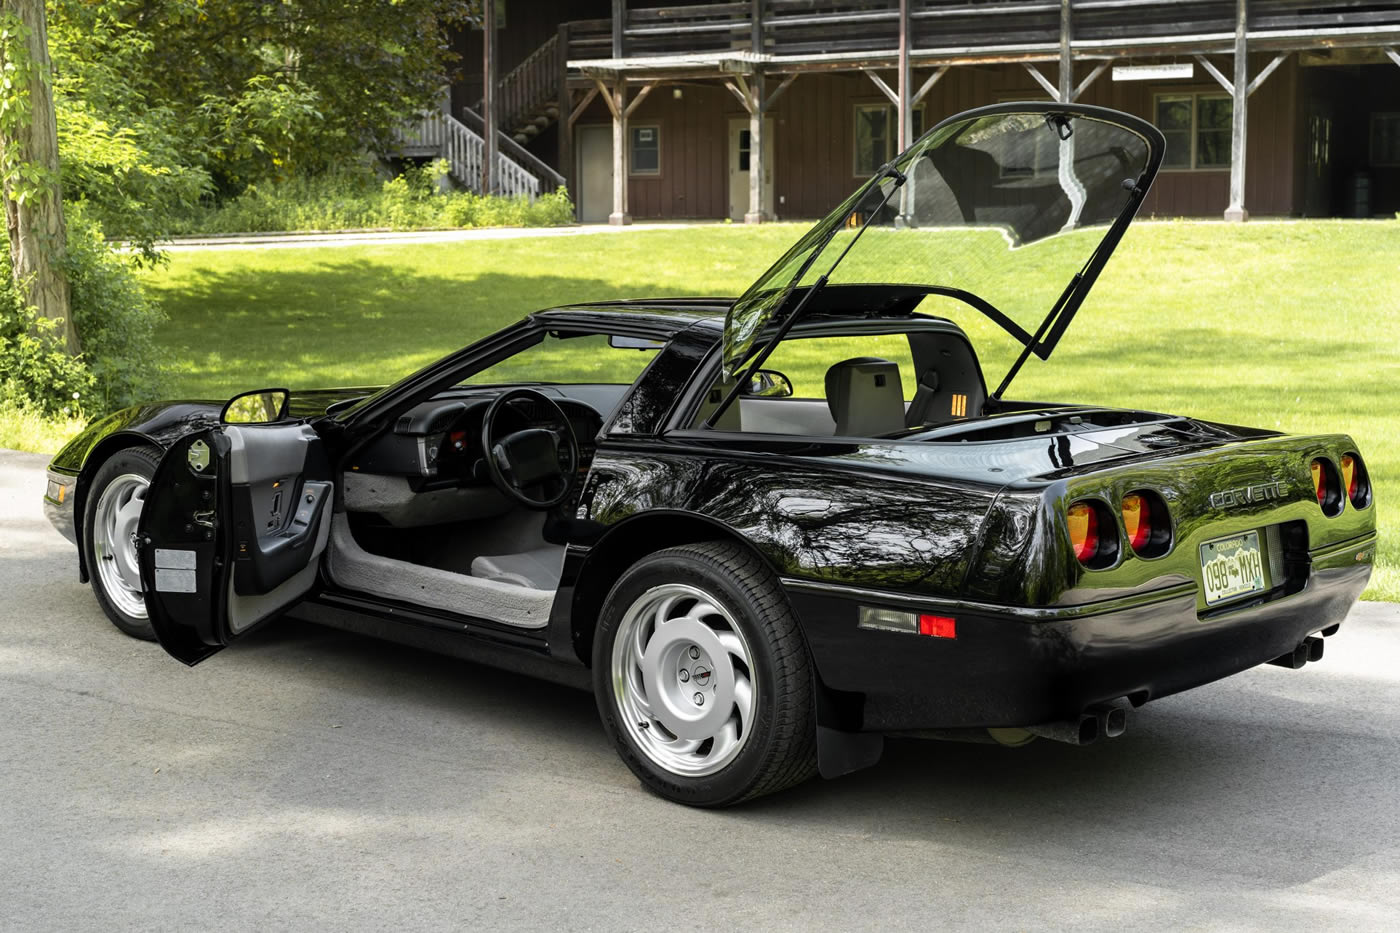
left=0, top=0, right=74, bottom=354
left=48, top=0, right=473, bottom=200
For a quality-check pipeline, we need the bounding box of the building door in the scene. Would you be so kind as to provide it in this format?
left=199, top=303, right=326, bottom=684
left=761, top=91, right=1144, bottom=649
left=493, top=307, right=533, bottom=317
left=1302, top=107, right=1334, bottom=217
left=729, top=117, right=775, bottom=221
left=576, top=124, right=613, bottom=223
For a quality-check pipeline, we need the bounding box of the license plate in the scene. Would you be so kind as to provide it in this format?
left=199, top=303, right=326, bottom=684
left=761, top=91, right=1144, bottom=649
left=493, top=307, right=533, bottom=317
left=1199, top=531, right=1267, bottom=606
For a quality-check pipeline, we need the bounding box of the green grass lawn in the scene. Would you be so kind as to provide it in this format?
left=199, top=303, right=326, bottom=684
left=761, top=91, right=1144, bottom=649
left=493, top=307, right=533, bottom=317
left=90, top=220, right=1400, bottom=599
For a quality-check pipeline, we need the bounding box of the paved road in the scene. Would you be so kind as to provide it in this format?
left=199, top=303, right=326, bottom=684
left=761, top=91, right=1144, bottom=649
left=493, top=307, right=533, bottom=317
left=3, top=448, right=1397, bottom=931
left=140, top=222, right=720, bottom=252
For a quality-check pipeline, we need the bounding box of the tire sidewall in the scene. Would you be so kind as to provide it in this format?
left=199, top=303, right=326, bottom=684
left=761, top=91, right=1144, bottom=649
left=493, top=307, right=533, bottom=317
left=85, top=447, right=159, bottom=641
left=592, top=548, right=788, bottom=807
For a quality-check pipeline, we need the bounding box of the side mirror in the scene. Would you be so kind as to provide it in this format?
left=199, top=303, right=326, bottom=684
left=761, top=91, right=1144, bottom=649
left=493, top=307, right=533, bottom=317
left=746, top=369, right=793, bottom=399
left=221, top=388, right=290, bottom=424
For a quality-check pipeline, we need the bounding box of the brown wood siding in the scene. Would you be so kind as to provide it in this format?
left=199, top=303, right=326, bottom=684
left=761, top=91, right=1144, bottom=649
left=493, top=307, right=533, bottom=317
left=571, top=56, right=1308, bottom=220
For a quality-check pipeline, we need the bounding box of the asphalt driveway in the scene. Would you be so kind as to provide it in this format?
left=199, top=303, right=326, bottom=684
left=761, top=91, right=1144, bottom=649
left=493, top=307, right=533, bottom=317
left=2, top=448, right=1397, bottom=931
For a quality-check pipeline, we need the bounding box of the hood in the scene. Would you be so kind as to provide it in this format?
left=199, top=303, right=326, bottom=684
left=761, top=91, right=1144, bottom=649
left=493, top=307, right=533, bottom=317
left=723, top=102, right=1166, bottom=381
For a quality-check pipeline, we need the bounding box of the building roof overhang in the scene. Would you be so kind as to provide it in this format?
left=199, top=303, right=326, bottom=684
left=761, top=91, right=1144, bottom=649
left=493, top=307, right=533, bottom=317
left=569, top=25, right=1400, bottom=81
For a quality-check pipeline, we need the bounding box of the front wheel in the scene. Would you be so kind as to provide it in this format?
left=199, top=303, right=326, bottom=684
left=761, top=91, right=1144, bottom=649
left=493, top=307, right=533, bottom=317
left=593, top=541, right=817, bottom=807
left=85, top=445, right=161, bottom=641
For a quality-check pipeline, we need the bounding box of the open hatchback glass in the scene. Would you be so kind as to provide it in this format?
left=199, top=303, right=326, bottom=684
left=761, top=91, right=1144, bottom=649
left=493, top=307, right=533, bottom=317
left=722, top=103, right=1166, bottom=394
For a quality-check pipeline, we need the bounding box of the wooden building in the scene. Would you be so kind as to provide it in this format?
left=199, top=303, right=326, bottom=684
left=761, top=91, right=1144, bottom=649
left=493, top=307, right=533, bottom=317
left=454, top=1, right=1400, bottom=222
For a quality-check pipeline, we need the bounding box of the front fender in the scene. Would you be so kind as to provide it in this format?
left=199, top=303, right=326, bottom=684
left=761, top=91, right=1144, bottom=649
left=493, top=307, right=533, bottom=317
left=52, top=402, right=224, bottom=582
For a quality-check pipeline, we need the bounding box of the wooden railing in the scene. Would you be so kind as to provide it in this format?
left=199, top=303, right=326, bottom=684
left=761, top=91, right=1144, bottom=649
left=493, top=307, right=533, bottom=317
left=563, top=0, right=1400, bottom=61
left=498, top=33, right=560, bottom=136
left=395, top=112, right=542, bottom=199
left=459, top=107, right=566, bottom=191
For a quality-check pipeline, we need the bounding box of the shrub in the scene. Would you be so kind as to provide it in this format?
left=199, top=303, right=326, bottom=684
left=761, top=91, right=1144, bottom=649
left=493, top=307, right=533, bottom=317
left=0, top=206, right=165, bottom=418
left=65, top=206, right=168, bottom=411
left=169, top=165, right=576, bottom=234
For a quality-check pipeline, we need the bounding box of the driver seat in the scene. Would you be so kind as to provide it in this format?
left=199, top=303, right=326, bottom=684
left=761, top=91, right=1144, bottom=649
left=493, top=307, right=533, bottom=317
left=470, top=546, right=565, bottom=590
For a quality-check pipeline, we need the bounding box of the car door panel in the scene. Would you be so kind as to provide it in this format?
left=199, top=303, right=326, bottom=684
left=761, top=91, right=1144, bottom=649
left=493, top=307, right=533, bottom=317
left=139, top=424, right=332, bottom=665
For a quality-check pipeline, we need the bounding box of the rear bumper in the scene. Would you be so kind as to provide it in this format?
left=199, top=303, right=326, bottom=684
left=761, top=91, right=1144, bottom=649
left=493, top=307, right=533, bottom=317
left=785, top=533, right=1375, bottom=732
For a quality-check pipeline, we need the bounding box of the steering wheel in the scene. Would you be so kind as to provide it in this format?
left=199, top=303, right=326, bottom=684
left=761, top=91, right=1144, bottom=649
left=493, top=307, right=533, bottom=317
left=480, top=387, right=580, bottom=510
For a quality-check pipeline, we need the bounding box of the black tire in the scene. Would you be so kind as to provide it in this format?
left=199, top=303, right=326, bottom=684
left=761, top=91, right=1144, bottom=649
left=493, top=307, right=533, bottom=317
left=85, top=445, right=161, bottom=641
left=592, top=541, right=817, bottom=807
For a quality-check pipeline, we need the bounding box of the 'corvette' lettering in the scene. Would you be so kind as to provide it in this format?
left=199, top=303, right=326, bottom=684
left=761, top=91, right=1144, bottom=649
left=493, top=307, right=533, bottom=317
left=1209, top=481, right=1287, bottom=510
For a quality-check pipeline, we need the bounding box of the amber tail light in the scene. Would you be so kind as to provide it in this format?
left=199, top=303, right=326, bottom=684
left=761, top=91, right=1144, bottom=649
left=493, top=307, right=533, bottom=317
left=1121, top=493, right=1150, bottom=552
left=1067, top=500, right=1116, bottom=567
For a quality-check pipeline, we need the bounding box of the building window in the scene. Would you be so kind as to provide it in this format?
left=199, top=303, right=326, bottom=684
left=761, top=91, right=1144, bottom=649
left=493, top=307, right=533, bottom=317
left=854, top=104, right=925, bottom=176
left=1155, top=93, right=1232, bottom=170
left=1371, top=113, right=1400, bottom=167
left=630, top=125, right=660, bottom=175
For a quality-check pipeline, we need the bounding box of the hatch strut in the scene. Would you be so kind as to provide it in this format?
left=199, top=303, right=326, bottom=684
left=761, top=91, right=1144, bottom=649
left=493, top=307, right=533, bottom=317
left=992, top=174, right=1150, bottom=400
left=703, top=166, right=907, bottom=429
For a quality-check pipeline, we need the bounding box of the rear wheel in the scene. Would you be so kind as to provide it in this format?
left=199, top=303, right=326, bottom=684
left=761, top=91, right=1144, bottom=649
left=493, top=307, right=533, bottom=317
left=593, top=541, right=817, bottom=807
left=85, top=446, right=160, bottom=641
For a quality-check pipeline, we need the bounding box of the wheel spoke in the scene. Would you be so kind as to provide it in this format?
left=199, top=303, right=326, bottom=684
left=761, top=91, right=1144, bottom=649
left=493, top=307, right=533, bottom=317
left=651, top=594, right=680, bottom=629
left=732, top=676, right=753, bottom=728
left=706, top=720, right=739, bottom=763
left=683, top=601, right=721, bottom=625
left=716, top=631, right=750, bottom=666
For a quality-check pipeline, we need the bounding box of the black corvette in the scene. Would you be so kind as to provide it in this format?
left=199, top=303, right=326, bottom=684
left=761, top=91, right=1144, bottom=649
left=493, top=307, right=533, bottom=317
left=43, top=104, right=1375, bottom=806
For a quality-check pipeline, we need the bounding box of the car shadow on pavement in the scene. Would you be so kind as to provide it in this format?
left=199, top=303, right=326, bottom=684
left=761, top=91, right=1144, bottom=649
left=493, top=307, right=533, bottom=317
left=230, top=615, right=1397, bottom=895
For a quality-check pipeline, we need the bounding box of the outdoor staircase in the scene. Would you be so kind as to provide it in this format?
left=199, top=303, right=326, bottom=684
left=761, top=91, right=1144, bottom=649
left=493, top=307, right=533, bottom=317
left=393, top=110, right=563, bottom=199
left=497, top=34, right=563, bottom=145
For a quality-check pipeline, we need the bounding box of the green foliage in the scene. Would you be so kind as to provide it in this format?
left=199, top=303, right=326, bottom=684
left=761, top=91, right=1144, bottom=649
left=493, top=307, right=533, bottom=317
left=167, top=165, right=575, bottom=234
left=0, top=206, right=164, bottom=417
left=64, top=206, right=168, bottom=411
left=49, top=4, right=210, bottom=260
left=0, top=301, right=92, bottom=417
left=48, top=0, right=472, bottom=199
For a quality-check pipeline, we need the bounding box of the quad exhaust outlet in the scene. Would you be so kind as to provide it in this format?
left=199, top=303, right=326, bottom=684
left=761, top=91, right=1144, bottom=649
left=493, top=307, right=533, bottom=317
left=1025, top=698, right=1133, bottom=747
left=1267, top=635, right=1325, bottom=670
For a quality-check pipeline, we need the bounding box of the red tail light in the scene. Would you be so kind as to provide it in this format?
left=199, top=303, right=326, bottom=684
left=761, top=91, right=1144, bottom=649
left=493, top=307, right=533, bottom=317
left=1310, top=459, right=1328, bottom=505
left=1341, top=454, right=1358, bottom=500
left=1340, top=452, right=1370, bottom=509
left=1121, top=493, right=1151, bottom=552
left=1067, top=501, right=1099, bottom=563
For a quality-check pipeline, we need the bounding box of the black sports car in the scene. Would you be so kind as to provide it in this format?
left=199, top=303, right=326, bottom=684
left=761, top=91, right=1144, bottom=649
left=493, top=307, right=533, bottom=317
left=43, top=104, right=1376, bottom=807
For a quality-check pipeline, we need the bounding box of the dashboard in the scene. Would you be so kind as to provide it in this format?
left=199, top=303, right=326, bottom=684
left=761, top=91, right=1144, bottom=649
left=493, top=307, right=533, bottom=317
left=348, top=386, right=617, bottom=486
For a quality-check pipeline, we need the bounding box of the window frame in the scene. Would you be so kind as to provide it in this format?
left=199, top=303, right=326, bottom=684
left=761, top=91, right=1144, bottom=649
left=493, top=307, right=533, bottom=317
left=1370, top=112, right=1400, bottom=168
left=852, top=102, right=927, bottom=178
left=628, top=124, right=662, bottom=177
left=1153, top=91, right=1233, bottom=172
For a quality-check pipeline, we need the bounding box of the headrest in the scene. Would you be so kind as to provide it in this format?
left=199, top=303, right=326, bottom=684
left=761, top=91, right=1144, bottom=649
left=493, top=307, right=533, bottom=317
left=824, top=357, right=906, bottom=437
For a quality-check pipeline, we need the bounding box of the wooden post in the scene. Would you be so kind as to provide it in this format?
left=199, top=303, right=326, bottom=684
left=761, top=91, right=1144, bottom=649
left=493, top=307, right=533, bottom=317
left=482, top=0, right=497, bottom=195
left=612, top=0, right=625, bottom=59
left=1224, top=0, right=1249, bottom=222
left=1058, top=0, right=1072, bottom=102
left=610, top=80, right=630, bottom=225
left=557, top=23, right=572, bottom=204
left=746, top=73, right=767, bottom=224
left=751, top=0, right=763, bottom=54
left=897, top=0, right=911, bottom=149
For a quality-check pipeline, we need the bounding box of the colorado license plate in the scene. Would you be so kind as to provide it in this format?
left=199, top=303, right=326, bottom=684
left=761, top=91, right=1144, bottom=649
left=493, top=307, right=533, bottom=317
left=1199, top=531, right=1267, bottom=606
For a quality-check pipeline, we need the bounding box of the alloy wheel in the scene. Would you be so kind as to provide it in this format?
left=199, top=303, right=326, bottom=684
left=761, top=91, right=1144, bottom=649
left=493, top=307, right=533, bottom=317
left=92, top=473, right=149, bottom=620
left=611, top=583, right=756, bottom=777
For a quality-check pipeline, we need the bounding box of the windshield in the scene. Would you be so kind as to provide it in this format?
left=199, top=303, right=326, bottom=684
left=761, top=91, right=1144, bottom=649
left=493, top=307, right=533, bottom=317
left=724, top=105, right=1162, bottom=376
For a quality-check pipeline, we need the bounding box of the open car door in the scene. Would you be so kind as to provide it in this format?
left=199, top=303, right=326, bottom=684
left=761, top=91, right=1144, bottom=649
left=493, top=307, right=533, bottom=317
left=137, top=424, right=333, bottom=665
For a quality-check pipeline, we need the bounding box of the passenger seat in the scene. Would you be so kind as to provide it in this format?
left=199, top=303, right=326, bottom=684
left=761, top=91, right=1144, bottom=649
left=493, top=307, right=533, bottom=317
left=824, top=357, right=906, bottom=437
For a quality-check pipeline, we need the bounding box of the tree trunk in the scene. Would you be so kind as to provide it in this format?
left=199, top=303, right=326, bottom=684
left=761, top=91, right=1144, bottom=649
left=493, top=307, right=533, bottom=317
left=0, top=0, right=75, bottom=354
